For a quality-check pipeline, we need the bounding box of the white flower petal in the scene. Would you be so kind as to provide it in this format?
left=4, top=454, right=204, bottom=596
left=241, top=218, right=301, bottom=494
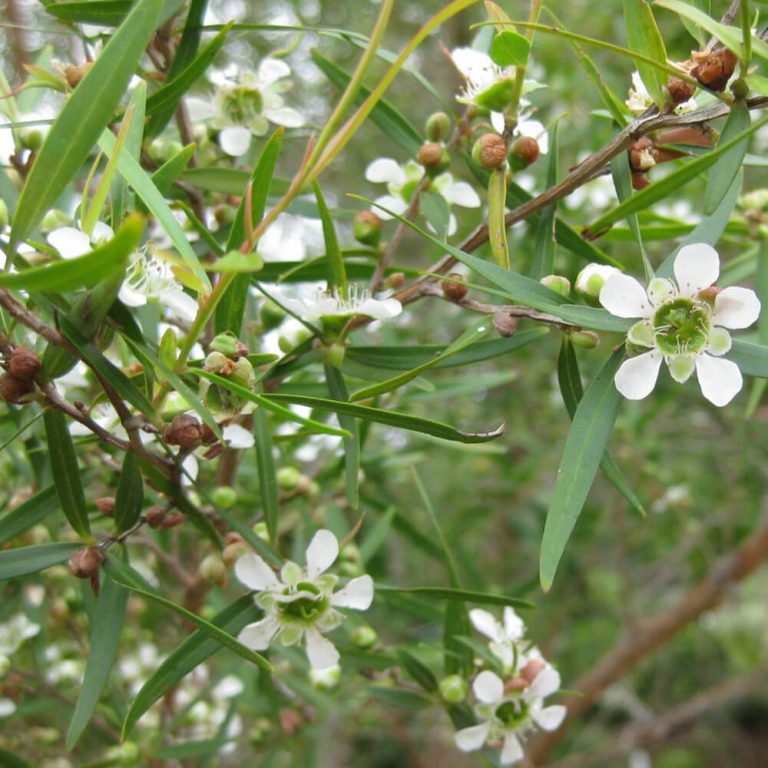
left=695, top=354, right=743, bottom=407
left=305, top=529, right=339, bottom=577
left=454, top=722, right=490, bottom=752
left=0, top=699, right=15, bottom=718
left=528, top=664, right=561, bottom=698
left=647, top=277, right=676, bottom=307
left=667, top=353, right=696, bottom=384
left=186, top=96, right=216, bottom=121
left=331, top=574, right=374, bottom=610
left=235, top=552, right=281, bottom=591
left=164, top=289, right=199, bottom=322
left=490, top=110, right=505, bottom=133
left=502, top=606, right=525, bottom=640
left=48, top=227, right=92, bottom=259
left=707, top=326, right=732, bottom=357
left=372, top=195, right=407, bottom=219
left=222, top=423, right=255, bottom=449
left=238, top=616, right=280, bottom=650
left=118, top=283, right=149, bottom=308
left=473, top=670, right=504, bottom=704
left=532, top=704, right=567, bottom=732
left=355, top=297, right=402, bottom=320
left=219, top=126, right=252, bottom=156
left=673, top=243, right=719, bottom=297
left=443, top=180, right=481, bottom=208
left=258, top=57, right=291, bottom=86
left=365, top=158, right=406, bottom=186
left=264, top=106, right=305, bottom=128
left=500, top=733, right=525, bottom=765
left=446, top=213, right=457, bottom=237
left=469, top=609, right=501, bottom=642
left=599, top=274, right=651, bottom=318
left=614, top=351, right=663, bottom=400
left=304, top=627, right=340, bottom=669
left=450, top=47, right=494, bottom=80
left=713, top=287, right=761, bottom=329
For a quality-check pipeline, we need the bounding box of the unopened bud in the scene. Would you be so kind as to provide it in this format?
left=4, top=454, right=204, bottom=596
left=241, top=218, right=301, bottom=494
left=439, top=674, right=468, bottom=704
left=231, top=357, right=256, bottom=388
left=277, top=466, right=301, bottom=490
left=252, top=522, right=269, bottom=541
left=353, top=211, right=382, bottom=246
left=7, top=348, right=40, bottom=381
left=68, top=547, right=104, bottom=579
left=386, top=272, right=406, bottom=289
left=442, top=273, right=469, bottom=302
left=199, top=554, right=228, bottom=587
left=0, top=374, right=35, bottom=404
left=521, top=658, right=547, bottom=685
left=508, top=135, right=540, bottom=170
left=20, top=129, right=43, bottom=151
left=160, top=512, right=186, bottom=528
left=260, top=301, right=286, bottom=331
left=667, top=76, right=696, bottom=105
left=425, top=111, right=452, bottom=142
left=351, top=625, right=378, bottom=650
left=417, top=142, right=450, bottom=174
left=212, top=486, right=238, bottom=508
left=540, top=274, right=571, bottom=298
left=731, top=77, right=749, bottom=100
left=570, top=330, right=600, bottom=349
left=472, top=133, right=507, bottom=169
left=209, top=332, right=244, bottom=359
left=203, top=350, right=234, bottom=375
left=145, top=506, right=167, bottom=528
left=213, top=204, right=236, bottom=226
left=95, top=497, right=115, bottom=517
left=163, top=413, right=202, bottom=450
left=575, top=263, right=621, bottom=306
left=64, top=61, right=92, bottom=88
left=493, top=312, right=518, bottom=337
left=691, top=47, right=738, bottom=91
left=325, top=342, right=346, bottom=370
left=629, top=137, right=657, bottom=172
left=222, top=540, right=247, bottom=565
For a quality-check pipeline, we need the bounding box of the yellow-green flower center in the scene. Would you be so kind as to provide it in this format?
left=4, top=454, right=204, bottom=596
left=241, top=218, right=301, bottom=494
left=278, top=582, right=329, bottom=624
left=652, top=298, right=710, bottom=355
left=221, top=85, right=263, bottom=125
left=495, top=698, right=530, bottom=729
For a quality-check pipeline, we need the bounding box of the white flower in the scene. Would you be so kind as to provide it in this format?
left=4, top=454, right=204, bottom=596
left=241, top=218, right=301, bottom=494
left=365, top=157, right=480, bottom=236
left=119, top=247, right=198, bottom=322
left=0, top=613, right=40, bottom=656
left=235, top=529, right=374, bottom=669
left=575, top=263, right=622, bottom=302
left=47, top=221, right=113, bottom=260
left=599, top=243, right=761, bottom=406
left=470, top=607, right=525, bottom=672
left=0, top=699, right=15, bottom=718
left=626, top=71, right=696, bottom=115
left=454, top=668, right=566, bottom=765
left=188, top=60, right=305, bottom=157
left=282, top=284, right=402, bottom=323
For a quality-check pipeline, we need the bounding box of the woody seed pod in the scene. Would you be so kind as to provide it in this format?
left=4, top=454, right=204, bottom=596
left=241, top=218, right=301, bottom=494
left=442, top=273, right=469, bottom=302
left=667, top=76, right=696, bottom=105
left=691, top=47, right=738, bottom=92
left=0, top=374, right=35, bottom=404
left=68, top=547, right=104, bottom=579
left=163, top=413, right=203, bottom=450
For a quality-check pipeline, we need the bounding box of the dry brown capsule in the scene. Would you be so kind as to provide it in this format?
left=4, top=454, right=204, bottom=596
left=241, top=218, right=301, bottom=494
left=7, top=348, right=41, bottom=381
left=417, top=142, right=449, bottom=173
left=163, top=413, right=202, bottom=450
left=95, top=497, right=115, bottom=517
left=472, top=133, right=507, bottom=169
left=691, top=47, right=738, bottom=92
left=442, top=273, right=469, bottom=302
left=628, top=137, right=657, bottom=173
left=667, top=76, right=696, bottom=105
left=493, top=312, right=518, bottom=337
left=68, top=547, right=104, bottom=579
left=0, top=374, right=35, bottom=404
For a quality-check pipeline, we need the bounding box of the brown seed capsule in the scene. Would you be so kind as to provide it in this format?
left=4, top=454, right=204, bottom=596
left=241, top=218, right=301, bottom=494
left=631, top=172, right=650, bottom=191
left=68, top=547, right=104, bottom=580
left=386, top=272, right=406, bottom=290
left=160, top=513, right=186, bottom=529
left=145, top=505, right=167, bottom=529
left=521, top=658, right=546, bottom=685
left=417, top=142, right=449, bottom=172
left=442, top=273, right=469, bottom=302
left=472, top=133, right=507, bottom=169
left=691, top=47, right=738, bottom=92
left=667, top=76, right=696, bottom=105
left=200, top=423, right=218, bottom=445
left=493, top=312, right=518, bottom=337
left=64, top=62, right=92, bottom=89
left=629, top=137, right=657, bottom=172
left=95, top=497, right=115, bottom=517
left=0, top=374, right=35, bottom=404
left=7, top=348, right=41, bottom=381
left=509, top=135, right=540, bottom=170
left=163, top=413, right=202, bottom=450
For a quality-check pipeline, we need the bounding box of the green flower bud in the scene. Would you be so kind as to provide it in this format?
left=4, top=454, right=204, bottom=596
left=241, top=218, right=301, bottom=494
left=277, top=466, right=301, bottom=490
left=211, top=485, right=238, bottom=508
left=417, top=142, right=450, bottom=175
left=232, top=357, right=256, bottom=388
left=425, top=111, right=452, bottom=142
left=210, top=331, right=244, bottom=358
left=204, top=350, right=229, bottom=374
left=199, top=554, right=227, bottom=587
left=353, top=210, right=382, bottom=246
left=508, top=135, right=540, bottom=171
left=20, top=128, right=43, bottom=151
left=574, top=263, right=621, bottom=306
left=439, top=674, right=468, bottom=704
left=252, top=522, right=269, bottom=541
left=105, top=741, right=141, bottom=766
left=570, top=330, right=600, bottom=349
left=260, top=300, right=286, bottom=331
left=325, top=342, right=346, bottom=369
left=351, top=625, right=378, bottom=650
left=540, top=274, right=571, bottom=297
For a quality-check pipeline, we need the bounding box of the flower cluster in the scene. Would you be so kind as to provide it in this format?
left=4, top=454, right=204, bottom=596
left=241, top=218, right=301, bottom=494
left=599, top=244, right=761, bottom=406
left=454, top=608, right=566, bottom=765
left=235, top=529, right=374, bottom=669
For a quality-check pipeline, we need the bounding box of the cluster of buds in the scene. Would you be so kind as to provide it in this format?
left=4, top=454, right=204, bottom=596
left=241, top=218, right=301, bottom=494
left=201, top=332, right=257, bottom=414
left=0, top=347, right=40, bottom=405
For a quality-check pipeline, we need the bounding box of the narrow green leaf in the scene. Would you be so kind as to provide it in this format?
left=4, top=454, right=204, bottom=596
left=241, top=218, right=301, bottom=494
left=44, top=409, right=91, bottom=538
left=704, top=102, right=750, bottom=214
left=66, top=571, right=128, bottom=748
left=11, top=0, right=163, bottom=246
left=584, top=113, right=768, bottom=236
left=146, top=23, right=232, bottom=137
left=149, top=143, right=196, bottom=196
left=444, top=601, right=473, bottom=676
left=0, top=542, right=81, bottom=580
left=398, top=650, right=439, bottom=692
left=540, top=348, right=624, bottom=590
left=310, top=49, right=422, bottom=155
left=122, top=595, right=260, bottom=738
left=728, top=339, right=768, bottom=377
left=104, top=558, right=272, bottom=669
left=264, top=393, right=505, bottom=444
left=377, top=586, right=533, bottom=608
left=216, top=129, right=284, bottom=335
left=110, top=81, right=146, bottom=224
left=45, top=0, right=183, bottom=26
left=490, top=29, right=531, bottom=67
left=420, top=191, right=450, bottom=241
left=314, top=182, right=346, bottom=292
left=623, top=0, right=668, bottom=106
left=325, top=363, right=359, bottom=509
left=205, top=251, right=264, bottom=273
left=0, top=484, right=60, bottom=544
left=98, top=128, right=211, bottom=291
left=253, top=406, right=280, bottom=543
left=0, top=214, right=140, bottom=292
left=114, top=452, right=144, bottom=533
left=529, top=122, right=559, bottom=279
left=487, top=168, right=510, bottom=268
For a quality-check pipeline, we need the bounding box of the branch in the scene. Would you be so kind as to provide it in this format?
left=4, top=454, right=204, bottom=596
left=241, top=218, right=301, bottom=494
left=528, top=510, right=768, bottom=765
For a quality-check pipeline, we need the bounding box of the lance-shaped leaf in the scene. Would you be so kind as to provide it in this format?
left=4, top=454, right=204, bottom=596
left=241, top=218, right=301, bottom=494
left=66, top=570, right=128, bottom=747
left=704, top=102, right=750, bottom=214
left=0, top=542, right=81, bottom=580
left=325, top=363, right=360, bottom=509
left=11, top=0, right=163, bottom=245
left=377, top=586, right=533, bottom=608
left=45, top=0, right=183, bottom=26
left=540, top=348, right=625, bottom=591
left=253, top=406, right=280, bottom=543
left=114, top=452, right=144, bottom=533
left=314, top=181, right=346, bottom=292
left=44, top=409, right=91, bottom=538
left=0, top=483, right=61, bottom=544
left=728, top=339, right=768, bottom=378
left=623, top=0, right=668, bottom=107
left=529, top=122, right=559, bottom=279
